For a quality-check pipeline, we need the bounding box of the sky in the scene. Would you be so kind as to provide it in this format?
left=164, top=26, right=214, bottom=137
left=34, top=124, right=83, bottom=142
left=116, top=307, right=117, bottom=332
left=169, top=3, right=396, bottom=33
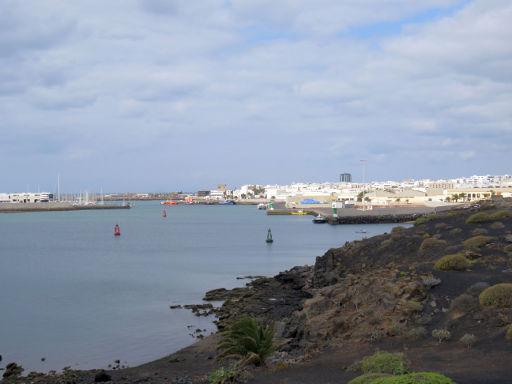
left=1, top=0, right=511, bottom=193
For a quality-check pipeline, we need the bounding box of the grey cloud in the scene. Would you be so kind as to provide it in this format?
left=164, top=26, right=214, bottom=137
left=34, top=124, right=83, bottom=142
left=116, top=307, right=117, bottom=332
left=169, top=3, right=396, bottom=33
left=0, top=2, right=77, bottom=58
left=30, top=87, right=97, bottom=110
left=137, top=0, right=179, bottom=15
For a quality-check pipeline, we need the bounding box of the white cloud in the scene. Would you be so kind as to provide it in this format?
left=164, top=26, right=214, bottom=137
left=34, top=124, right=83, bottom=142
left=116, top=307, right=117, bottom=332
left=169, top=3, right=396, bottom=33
left=1, top=0, right=511, bottom=190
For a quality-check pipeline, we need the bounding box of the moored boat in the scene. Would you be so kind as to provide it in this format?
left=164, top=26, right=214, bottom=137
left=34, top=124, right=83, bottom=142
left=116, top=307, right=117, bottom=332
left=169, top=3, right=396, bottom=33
left=161, top=200, right=178, bottom=205
left=219, top=200, right=236, bottom=205
left=312, top=214, right=327, bottom=223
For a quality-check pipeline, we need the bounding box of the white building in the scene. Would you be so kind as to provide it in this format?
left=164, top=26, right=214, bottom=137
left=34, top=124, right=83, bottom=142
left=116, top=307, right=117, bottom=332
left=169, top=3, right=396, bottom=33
left=3, top=192, right=52, bottom=203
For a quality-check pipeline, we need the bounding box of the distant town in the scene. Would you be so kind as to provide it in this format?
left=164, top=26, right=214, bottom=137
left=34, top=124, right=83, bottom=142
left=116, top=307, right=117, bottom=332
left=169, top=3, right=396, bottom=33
left=2, top=174, right=511, bottom=209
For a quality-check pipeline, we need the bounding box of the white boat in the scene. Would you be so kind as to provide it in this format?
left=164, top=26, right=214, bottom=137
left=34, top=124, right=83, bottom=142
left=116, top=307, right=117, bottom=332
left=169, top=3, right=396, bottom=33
left=312, top=214, right=327, bottom=223
left=257, top=203, right=266, bottom=210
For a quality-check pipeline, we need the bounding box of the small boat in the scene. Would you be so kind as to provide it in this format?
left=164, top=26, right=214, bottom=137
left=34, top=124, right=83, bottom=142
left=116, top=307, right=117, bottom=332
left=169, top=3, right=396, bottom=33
left=161, top=200, right=178, bottom=205
left=356, top=229, right=367, bottom=234
left=312, top=215, right=327, bottom=223
left=219, top=200, right=236, bottom=205
left=266, top=228, right=274, bottom=243
left=114, top=224, right=121, bottom=236
left=257, top=203, right=266, bottom=210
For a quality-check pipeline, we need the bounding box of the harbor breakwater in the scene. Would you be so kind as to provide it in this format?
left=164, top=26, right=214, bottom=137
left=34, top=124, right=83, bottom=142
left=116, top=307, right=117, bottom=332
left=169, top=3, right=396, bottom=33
left=0, top=202, right=131, bottom=213
left=268, top=205, right=460, bottom=224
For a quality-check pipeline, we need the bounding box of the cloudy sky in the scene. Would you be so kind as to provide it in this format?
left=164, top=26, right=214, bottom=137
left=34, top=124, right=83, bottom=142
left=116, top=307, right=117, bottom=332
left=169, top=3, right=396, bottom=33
left=1, top=0, right=511, bottom=193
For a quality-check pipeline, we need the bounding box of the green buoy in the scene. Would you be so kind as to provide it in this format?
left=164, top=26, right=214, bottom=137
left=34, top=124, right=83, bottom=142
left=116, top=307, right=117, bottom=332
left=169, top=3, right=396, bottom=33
left=266, top=228, right=274, bottom=243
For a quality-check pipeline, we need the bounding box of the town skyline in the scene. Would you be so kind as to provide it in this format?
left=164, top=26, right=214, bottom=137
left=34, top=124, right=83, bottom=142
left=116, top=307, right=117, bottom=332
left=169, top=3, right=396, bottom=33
left=4, top=172, right=511, bottom=196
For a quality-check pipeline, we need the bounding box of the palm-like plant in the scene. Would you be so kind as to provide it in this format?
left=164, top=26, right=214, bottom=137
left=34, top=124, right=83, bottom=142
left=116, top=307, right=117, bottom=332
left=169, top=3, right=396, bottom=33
left=216, top=315, right=278, bottom=366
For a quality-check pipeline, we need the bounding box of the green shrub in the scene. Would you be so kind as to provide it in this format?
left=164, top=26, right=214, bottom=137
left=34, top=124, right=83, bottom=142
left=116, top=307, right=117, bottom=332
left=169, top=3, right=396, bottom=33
left=403, top=327, right=427, bottom=341
left=359, top=352, right=407, bottom=375
left=371, top=372, right=455, bottom=383
left=472, top=227, right=488, bottom=235
left=348, top=373, right=391, bottom=384
left=432, top=329, right=451, bottom=343
left=479, top=284, right=512, bottom=308
left=406, top=301, right=423, bottom=313
left=434, top=254, right=469, bottom=271
left=490, top=221, right=505, bottom=229
left=208, top=363, right=244, bottom=384
left=414, top=214, right=441, bottom=226
left=435, top=223, right=447, bottom=230
left=460, top=333, right=477, bottom=349
left=388, top=321, right=406, bottom=336
left=449, top=227, right=463, bottom=235
left=216, top=315, right=278, bottom=366
left=419, top=238, right=447, bottom=251
left=392, top=226, right=406, bottom=233
left=506, top=325, right=512, bottom=340
left=450, top=294, right=478, bottom=312
left=447, top=212, right=460, bottom=217
left=466, top=212, right=490, bottom=224
left=463, top=235, right=494, bottom=248
left=489, top=210, right=512, bottom=220
left=414, top=217, right=429, bottom=226
left=380, top=239, right=394, bottom=248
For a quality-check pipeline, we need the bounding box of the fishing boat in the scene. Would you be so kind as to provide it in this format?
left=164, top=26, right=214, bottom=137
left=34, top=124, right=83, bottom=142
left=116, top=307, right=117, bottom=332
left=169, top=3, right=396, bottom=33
left=257, top=203, right=266, bottom=210
left=312, top=214, right=327, bottom=223
left=219, top=200, right=236, bottom=205
left=161, top=200, right=178, bottom=205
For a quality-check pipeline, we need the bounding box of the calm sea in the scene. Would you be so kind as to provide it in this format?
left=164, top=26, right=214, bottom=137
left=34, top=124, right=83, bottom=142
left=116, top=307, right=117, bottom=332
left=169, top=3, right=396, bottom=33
left=0, top=202, right=399, bottom=372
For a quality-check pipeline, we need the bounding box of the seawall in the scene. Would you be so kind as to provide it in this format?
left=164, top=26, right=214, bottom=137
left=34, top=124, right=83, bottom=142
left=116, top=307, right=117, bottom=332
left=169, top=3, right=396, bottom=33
left=0, top=202, right=131, bottom=213
left=267, top=205, right=460, bottom=224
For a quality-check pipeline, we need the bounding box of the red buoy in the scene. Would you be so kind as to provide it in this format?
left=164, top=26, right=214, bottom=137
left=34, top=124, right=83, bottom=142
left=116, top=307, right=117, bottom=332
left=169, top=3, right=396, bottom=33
left=163, top=209, right=167, bottom=218
left=114, top=224, right=121, bottom=236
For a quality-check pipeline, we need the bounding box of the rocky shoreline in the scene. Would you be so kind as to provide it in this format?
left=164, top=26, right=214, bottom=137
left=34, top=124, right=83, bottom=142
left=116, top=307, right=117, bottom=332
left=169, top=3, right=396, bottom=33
left=3, top=198, right=512, bottom=383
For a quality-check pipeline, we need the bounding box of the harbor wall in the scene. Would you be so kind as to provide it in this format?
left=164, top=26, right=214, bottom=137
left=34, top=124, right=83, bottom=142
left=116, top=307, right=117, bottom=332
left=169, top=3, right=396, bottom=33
left=0, top=202, right=130, bottom=213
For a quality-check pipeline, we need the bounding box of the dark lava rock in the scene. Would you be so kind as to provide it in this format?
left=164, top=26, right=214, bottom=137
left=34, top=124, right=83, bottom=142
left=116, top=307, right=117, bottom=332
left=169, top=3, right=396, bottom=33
left=203, top=287, right=251, bottom=301
left=184, top=303, right=213, bottom=310
left=94, top=370, right=111, bottom=382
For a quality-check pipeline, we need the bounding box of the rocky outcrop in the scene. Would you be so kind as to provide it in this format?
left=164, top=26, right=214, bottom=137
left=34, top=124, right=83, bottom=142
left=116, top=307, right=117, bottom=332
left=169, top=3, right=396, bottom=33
left=206, top=266, right=313, bottom=330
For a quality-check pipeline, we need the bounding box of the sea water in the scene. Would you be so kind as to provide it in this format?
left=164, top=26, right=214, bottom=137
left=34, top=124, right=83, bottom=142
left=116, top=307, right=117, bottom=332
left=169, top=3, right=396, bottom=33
left=0, top=202, right=399, bottom=372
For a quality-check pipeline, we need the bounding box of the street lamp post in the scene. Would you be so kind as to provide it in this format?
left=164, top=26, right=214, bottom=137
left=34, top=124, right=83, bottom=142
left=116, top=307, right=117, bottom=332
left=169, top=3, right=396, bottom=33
left=361, top=159, right=367, bottom=211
